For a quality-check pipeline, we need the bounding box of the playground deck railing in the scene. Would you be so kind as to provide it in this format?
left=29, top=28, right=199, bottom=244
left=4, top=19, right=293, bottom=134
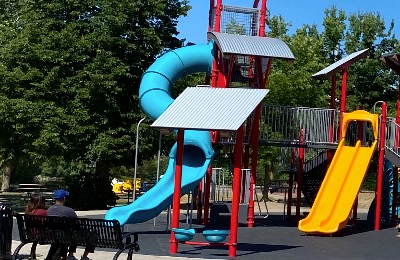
left=385, top=117, right=400, bottom=157
left=259, top=105, right=340, bottom=149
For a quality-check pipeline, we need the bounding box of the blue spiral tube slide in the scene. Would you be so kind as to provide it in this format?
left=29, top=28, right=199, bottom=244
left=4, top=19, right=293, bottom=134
left=105, top=42, right=215, bottom=225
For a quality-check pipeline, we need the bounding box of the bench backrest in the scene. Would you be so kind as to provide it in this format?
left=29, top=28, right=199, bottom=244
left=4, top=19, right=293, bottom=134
left=16, top=214, right=124, bottom=249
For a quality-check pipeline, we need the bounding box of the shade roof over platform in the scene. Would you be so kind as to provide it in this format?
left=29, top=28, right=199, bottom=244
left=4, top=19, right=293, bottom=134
left=382, top=53, right=400, bottom=75
left=312, top=49, right=369, bottom=80
left=152, top=87, right=269, bottom=131
left=207, top=32, right=295, bottom=60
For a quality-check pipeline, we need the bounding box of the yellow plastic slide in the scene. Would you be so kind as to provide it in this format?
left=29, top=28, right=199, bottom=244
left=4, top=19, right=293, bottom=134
left=298, top=110, right=378, bottom=234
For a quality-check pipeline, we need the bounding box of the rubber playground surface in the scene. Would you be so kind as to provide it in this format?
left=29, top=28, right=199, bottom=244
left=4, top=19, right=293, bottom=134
left=11, top=205, right=400, bottom=260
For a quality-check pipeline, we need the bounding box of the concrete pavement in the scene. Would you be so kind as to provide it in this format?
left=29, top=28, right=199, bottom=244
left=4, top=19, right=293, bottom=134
left=11, top=193, right=374, bottom=260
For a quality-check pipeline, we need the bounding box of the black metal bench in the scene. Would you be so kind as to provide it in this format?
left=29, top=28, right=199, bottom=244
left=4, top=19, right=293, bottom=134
left=14, top=214, right=140, bottom=260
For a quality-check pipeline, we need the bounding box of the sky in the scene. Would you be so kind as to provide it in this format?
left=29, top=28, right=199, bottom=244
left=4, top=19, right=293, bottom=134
left=177, top=0, right=400, bottom=44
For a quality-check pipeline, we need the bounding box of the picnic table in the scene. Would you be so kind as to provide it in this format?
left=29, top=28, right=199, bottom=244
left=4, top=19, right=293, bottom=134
left=17, top=183, right=59, bottom=198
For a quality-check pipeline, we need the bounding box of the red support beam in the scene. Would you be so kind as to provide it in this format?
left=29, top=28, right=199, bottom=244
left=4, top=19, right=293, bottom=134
left=375, top=102, right=387, bottom=230
left=208, top=0, right=215, bottom=33
left=338, top=67, right=348, bottom=139
left=203, top=166, right=212, bottom=226
left=229, top=126, right=243, bottom=258
left=393, top=100, right=400, bottom=225
left=296, top=130, right=304, bottom=223
left=196, top=181, right=203, bottom=224
left=327, top=74, right=336, bottom=169
left=257, top=0, right=267, bottom=36
left=170, top=129, right=185, bottom=254
left=287, top=148, right=295, bottom=220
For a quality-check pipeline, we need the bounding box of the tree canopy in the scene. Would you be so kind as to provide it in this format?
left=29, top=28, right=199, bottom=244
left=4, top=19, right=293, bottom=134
left=0, top=0, right=190, bottom=190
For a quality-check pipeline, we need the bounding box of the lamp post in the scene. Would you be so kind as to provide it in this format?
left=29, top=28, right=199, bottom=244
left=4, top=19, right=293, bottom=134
left=133, top=117, right=146, bottom=202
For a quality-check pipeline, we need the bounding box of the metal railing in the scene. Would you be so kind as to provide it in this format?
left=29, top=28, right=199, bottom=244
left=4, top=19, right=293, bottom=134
left=385, top=117, right=400, bottom=156
left=260, top=105, right=340, bottom=148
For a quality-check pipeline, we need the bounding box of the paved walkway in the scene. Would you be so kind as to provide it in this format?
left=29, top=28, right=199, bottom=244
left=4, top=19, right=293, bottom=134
left=11, top=192, right=378, bottom=259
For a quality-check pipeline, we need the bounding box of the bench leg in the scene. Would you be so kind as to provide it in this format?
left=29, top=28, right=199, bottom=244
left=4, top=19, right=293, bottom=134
left=30, top=241, right=38, bottom=259
left=113, top=250, right=123, bottom=260
left=127, top=248, right=134, bottom=260
left=12, top=242, right=27, bottom=260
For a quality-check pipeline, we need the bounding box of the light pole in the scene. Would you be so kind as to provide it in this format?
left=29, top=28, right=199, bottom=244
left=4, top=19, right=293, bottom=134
left=133, top=117, right=146, bottom=202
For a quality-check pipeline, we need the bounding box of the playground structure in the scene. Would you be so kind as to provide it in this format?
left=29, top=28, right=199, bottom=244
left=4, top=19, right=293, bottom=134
left=103, top=0, right=400, bottom=258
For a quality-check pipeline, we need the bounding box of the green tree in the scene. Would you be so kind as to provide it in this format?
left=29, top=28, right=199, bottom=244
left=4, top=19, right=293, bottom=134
left=225, top=19, right=247, bottom=35
left=344, top=12, right=398, bottom=111
left=0, top=0, right=190, bottom=191
left=267, top=23, right=328, bottom=108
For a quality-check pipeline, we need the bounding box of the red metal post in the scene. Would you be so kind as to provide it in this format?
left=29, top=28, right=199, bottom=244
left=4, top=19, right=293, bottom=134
left=208, top=0, right=215, bottom=33
left=170, top=129, right=185, bottom=254
left=393, top=100, right=400, bottom=225
left=229, top=126, right=243, bottom=258
left=196, top=182, right=203, bottom=224
left=248, top=104, right=261, bottom=227
left=327, top=74, right=336, bottom=168
left=257, top=0, right=267, bottom=35
left=296, top=130, right=304, bottom=222
left=287, top=148, right=295, bottom=220
left=241, top=147, right=250, bottom=203
left=338, top=67, right=348, bottom=140
left=375, top=102, right=387, bottom=230
left=203, top=166, right=212, bottom=226
left=246, top=61, right=267, bottom=226
left=210, top=0, right=222, bottom=88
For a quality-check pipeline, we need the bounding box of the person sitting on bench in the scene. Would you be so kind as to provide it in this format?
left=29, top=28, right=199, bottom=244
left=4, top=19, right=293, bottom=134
left=45, top=190, right=94, bottom=260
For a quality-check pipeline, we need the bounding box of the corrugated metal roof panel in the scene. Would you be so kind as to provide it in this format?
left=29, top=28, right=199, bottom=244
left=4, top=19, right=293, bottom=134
left=312, top=49, right=369, bottom=80
left=152, top=87, right=269, bottom=131
left=208, top=32, right=295, bottom=60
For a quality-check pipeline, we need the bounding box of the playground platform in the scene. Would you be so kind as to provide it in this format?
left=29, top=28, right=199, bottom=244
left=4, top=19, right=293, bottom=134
left=10, top=198, right=399, bottom=260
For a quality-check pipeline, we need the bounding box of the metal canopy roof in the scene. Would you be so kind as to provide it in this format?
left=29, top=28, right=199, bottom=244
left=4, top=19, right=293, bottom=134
left=152, top=87, right=269, bottom=131
left=207, top=32, right=295, bottom=60
left=312, top=49, right=369, bottom=80
left=382, top=53, right=400, bottom=75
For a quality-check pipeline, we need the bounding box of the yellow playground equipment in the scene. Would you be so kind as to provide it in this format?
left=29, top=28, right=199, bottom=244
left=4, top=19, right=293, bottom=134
left=298, top=110, right=378, bottom=234
left=112, top=178, right=140, bottom=193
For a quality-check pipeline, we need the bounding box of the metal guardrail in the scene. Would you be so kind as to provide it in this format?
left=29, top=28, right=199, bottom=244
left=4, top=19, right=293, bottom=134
left=385, top=117, right=400, bottom=158
left=260, top=105, right=340, bottom=148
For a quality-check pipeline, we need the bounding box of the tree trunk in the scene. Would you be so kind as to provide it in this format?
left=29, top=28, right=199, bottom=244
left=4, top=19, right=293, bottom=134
left=262, top=162, right=274, bottom=201
left=95, top=160, right=110, bottom=178
left=1, top=160, right=14, bottom=192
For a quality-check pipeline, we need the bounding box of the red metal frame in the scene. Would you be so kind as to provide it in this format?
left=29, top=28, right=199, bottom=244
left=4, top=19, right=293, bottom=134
left=247, top=0, right=268, bottom=228
left=296, top=130, right=304, bottom=222
left=327, top=74, right=336, bottom=170
left=338, top=67, right=348, bottom=139
left=375, top=102, right=387, bottom=230
left=203, top=166, right=212, bottom=225
left=229, top=125, right=244, bottom=257
left=392, top=100, right=400, bottom=225
left=170, top=129, right=185, bottom=254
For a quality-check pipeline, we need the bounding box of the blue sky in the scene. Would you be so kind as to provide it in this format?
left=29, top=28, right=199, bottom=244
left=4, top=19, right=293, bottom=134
left=177, top=0, right=400, bottom=44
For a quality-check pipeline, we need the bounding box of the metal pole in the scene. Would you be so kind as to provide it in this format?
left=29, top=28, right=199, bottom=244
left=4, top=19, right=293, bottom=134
left=375, top=102, right=387, bottom=230
left=154, top=131, right=162, bottom=226
left=170, top=129, right=185, bottom=254
left=133, top=117, right=146, bottom=202
left=338, top=67, right=348, bottom=140
left=229, top=125, right=243, bottom=258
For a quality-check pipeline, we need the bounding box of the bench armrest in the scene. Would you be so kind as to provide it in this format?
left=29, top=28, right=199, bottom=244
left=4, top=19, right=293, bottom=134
left=122, top=232, right=138, bottom=243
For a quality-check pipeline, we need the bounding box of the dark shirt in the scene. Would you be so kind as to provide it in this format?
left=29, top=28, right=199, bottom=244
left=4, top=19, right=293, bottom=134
left=47, top=205, right=77, bottom=218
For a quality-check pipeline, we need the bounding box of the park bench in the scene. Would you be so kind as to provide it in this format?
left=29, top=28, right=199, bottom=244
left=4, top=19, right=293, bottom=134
left=14, top=214, right=140, bottom=260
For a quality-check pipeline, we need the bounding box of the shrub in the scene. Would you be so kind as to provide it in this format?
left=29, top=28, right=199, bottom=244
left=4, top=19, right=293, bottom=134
left=64, top=171, right=117, bottom=210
